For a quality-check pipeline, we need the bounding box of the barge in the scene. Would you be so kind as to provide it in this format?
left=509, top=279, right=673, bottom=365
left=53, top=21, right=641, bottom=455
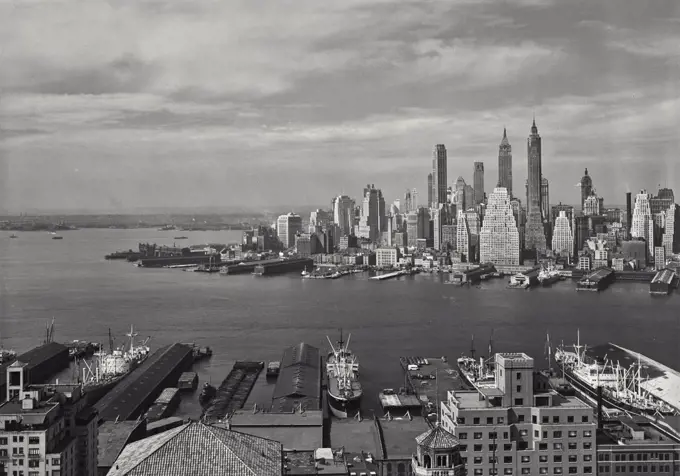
left=178, top=372, right=198, bottom=391
left=144, top=387, right=181, bottom=422
left=203, top=361, right=264, bottom=423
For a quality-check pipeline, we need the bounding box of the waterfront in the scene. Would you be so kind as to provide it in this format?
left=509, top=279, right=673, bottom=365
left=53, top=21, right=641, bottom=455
left=0, top=229, right=678, bottom=419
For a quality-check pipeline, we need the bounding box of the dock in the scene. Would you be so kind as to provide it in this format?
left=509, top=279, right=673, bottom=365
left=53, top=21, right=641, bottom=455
left=576, top=267, right=614, bottom=292
left=378, top=389, right=422, bottom=413
left=0, top=342, right=70, bottom=402
left=369, top=270, right=406, bottom=281
left=203, top=361, right=264, bottom=423
left=219, top=258, right=283, bottom=275
left=253, top=258, right=314, bottom=276
left=650, top=269, right=677, bottom=295
left=137, top=255, right=218, bottom=268
left=398, top=357, right=471, bottom=416
left=94, top=343, right=193, bottom=422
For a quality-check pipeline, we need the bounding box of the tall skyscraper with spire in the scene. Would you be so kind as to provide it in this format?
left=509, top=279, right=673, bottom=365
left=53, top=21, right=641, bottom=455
left=432, top=144, right=448, bottom=206
left=498, top=128, right=512, bottom=197
left=427, top=173, right=434, bottom=208
left=524, top=119, right=547, bottom=252
left=580, top=168, right=593, bottom=213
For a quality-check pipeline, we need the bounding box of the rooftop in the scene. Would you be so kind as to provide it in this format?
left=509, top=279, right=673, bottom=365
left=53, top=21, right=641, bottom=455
left=230, top=409, right=323, bottom=427
left=377, top=417, right=430, bottom=459
left=98, top=420, right=147, bottom=468
left=330, top=418, right=381, bottom=454
left=597, top=416, right=680, bottom=446
left=415, top=424, right=459, bottom=450
left=107, top=421, right=283, bottom=476
left=15, top=342, right=68, bottom=371
left=284, top=449, right=348, bottom=475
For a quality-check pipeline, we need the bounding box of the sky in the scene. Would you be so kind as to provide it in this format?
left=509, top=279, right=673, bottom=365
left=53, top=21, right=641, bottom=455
left=1, top=0, right=679, bottom=213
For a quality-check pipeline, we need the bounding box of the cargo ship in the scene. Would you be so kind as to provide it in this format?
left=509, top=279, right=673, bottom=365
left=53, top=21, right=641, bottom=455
left=555, top=331, right=677, bottom=417
left=456, top=333, right=496, bottom=391
left=80, top=326, right=151, bottom=404
left=326, top=330, right=362, bottom=419
left=538, top=265, right=561, bottom=286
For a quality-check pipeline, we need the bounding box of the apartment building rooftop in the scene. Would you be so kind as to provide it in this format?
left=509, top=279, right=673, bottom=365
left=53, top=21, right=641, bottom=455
left=452, top=388, right=590, bottom=409
left=597, top=416, right=680, bottom=446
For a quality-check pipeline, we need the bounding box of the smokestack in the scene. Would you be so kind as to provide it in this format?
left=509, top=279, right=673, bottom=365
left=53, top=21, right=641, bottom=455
left=626, top=192, right=632, bottom=233
left=597, top=386, right=603, bottom=429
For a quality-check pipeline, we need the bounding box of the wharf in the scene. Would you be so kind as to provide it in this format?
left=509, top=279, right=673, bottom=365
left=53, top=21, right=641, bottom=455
left=369, top=270, right=406, bottom=281
left=253, top=258, right=314, bottom=276
left=203, top=361, right=264, bottom=423
left=219, top=258, right=282, bottom=275
left=95, top=343, right=193, bottom=422
left=398, top=357, right=471, bottom=415
left=378, top=389, right=422, bottom=413
left=137, top=255, right=218, bottom=268
left=615, top=270, right=657, bottom=282
left=6, top=343, right=71, bottom=391
left=650, top=269, right=677, bottom=295
left=576, top=267, right=614, bottom=292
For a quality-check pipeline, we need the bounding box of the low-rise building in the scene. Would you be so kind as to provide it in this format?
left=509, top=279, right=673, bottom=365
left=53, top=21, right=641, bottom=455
left=376, top=248, right=399, bottom=268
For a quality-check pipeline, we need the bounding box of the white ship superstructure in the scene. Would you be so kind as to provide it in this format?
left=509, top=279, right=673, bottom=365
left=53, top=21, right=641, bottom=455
left=456, top=334, right=496, bottom=390
left=326, top=330, right=362, bottom=418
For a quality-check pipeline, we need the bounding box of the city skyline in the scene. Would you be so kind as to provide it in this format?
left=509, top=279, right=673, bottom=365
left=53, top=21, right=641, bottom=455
left=1, top=0, right=679, bottom=213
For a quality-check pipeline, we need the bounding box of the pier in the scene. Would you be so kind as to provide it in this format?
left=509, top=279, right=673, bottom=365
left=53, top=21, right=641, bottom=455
left=576, top=267, right=614, bottom=292
left=650, top=269, right=677, bottom=295
left=94, top=343, right=193, bottom=422
left=253, top=258, right=314, bottom=276
left=369, top=270, right=407, bottom=281
left=203, top=361, right=264, bottom=423
left=219, top=258, right=282, bottom=275
left=137, top=255, right=218, bottom=268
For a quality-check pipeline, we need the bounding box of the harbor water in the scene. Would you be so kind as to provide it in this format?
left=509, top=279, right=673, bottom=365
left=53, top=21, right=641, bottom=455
left=0, top=228, right=678, bottom=418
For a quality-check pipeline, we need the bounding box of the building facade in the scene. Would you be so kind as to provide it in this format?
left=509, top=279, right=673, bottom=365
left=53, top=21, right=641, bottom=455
left=551, top=203, right=574, bottom=225
left=583, top=195, right=600, bottom=216
left=662, top=203, right=680, bottom=255
left=631, top=190, right=655, bottom=257
left=332, top=195, right=355, bottom=237
left=440, top=353, right=597, bottom=476
left=474, top=162, right=485, bottom=205
left=456, top=210, right=471, bottom=262
left=441, top=224, right=457, bottom=251
left=358, top=184, right=387, bottom=243
left=479, top=187, right=520, bottom=266
left=432, top=144, right=448, bottom=206
left=525, top=120, right=547, bottom=252
left=427, top=173, right=434, bottom=208
left=580, top=168, right=593, bottom=212
left=498, top=128, right=513, bottom=198
left=376, top=248, right=399, bottom=268
left=552, top=211, right=573, bottom=258
left=277, top=213, right=303, bottom=249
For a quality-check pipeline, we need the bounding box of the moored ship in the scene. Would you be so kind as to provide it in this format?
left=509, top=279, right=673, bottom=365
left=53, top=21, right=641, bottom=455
left=326, top=330, right=362, bottom=419
left=554, top=331, right=677, bottom=417
left=0, top=348, right=17, bottom=365
left=538, top=265, right=561, bottom=286
left=81, top=326, right=151, bottom=404
left=456, top=333, right=496, bottom=391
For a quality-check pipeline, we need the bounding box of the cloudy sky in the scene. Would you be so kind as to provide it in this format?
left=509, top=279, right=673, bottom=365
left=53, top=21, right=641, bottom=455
left=1, top=0, right=679, bottom=213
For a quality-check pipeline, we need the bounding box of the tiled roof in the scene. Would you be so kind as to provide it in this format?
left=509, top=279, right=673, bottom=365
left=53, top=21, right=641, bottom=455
left=106, top=421, right=282, bottom=476
left=415, top=425, right=459, bottom=450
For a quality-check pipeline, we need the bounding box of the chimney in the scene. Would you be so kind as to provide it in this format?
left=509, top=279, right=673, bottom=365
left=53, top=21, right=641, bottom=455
left=597, top=386, right=603, bottom=430
left=626, top=192, right=632, bottom=233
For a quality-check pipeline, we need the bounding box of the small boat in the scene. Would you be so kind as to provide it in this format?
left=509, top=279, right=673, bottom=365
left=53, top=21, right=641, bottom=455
left=266, top=361, right=281, bottom=380
left=52, top=235, right=63, bottom=240
left=173, top=236, right=188, bottom=240
left=199, top=382, right=216, bottom=407
left=9, top=234, right=17, bottom=239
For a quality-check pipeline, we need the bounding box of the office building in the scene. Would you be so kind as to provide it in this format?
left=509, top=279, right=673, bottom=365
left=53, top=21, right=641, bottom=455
left=465, top=209, right=481, bottom=263
left=580, top=168, right=593, bottom=212
left=432, top=144, right=448, bottom=206
left=525, top=119, right=547, bottom=252
left=441, top=224, right=457, bottom=251
left=474, top=162, right=485, bottom=205
left=479, top=187, right=520, bottom=266
left=551, top=203, right=574, bottom=225
left=583, top=195, right=600, bottom=216
left=498, top=128, right=513, bottom=197
left=631, top=190, right=655, bottom=257
left=650, top=188, right=675, bottom=215
left=605, top=208, right=622, bottom=223
left=432, top=204, right=448, bottom=251
left=332, top=195, right=355, bottom=236
left=358, top=184, right=386, bottom=243
left=552, top=211, right=573, bottom=258
left=440, top=353, right=597, bottom=476
left=454, top=177, right=467, bottom=211
left=277, top=213, right=302, bottom=249
left=578, top=255, right=592, bottom=271
left=511, top=198, right=526, bottom=252
left=541, top=177, right=550, bottom=227
left=404, top=189, right=413, bottom=214
left=427, top=173, right=434, bottom=208
left=376, top=248, right=399, bottom=268
left=456, top=210, right=471, bottom=262
left=654, top=246, right=666, bottom=270
left=662, top=203, right=680, bottom=254
left=464, top=185, right=475, bottom=213
left=573, top=216, right=590, bottom=256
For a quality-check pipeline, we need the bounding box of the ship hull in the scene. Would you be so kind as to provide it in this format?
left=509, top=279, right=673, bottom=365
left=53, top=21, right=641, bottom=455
left=559, top=366, right=671, bottom=416
left=327, top=391, right=362, bottom=419
left=539, top=275, right=561, bottom=286
left=84, top=374, right=125, bottom=405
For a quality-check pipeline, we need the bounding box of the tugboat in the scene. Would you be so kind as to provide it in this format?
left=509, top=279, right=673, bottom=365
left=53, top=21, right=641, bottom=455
left=199, top=382, right=216, bottom=407
left=326, top=329, right=362, bottom=418
left=9, top=234, right=17, bottom=239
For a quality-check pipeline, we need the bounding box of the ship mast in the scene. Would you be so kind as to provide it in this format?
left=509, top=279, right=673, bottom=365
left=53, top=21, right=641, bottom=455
left=126, top=325, right=138, bottom=353
left=470, top=335, right=476, bottom=360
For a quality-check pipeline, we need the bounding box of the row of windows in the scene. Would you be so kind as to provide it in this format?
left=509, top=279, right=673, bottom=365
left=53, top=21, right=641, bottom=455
left=462, top=442, right=594, bottom=454
left=459, top=415, right=589, bottom=425
left=470, top=454, right=593, bottom=465
left=535, top=430, right=592, bottom=439
left=601, top=452, right=676, bottom=461
left=0, top=438, right=40, bottom=446
left=472, top=467, right=593, bottom=475
left=607, top=464, right=674, bottom=473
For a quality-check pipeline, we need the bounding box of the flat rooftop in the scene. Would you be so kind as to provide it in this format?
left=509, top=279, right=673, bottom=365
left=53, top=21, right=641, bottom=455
left=230, top=410, right=323, bottom=427
left=0, top=399, right=57, bottom=417
left=377, top=417, right=430, bottom=460
left=285, top=450, right=348, bottom=475
left=402, top=357, right=471, bottom=408
left=598, top=416, right=680, bottom=446
left=330, top=419, right=381, bottom=454
left=221, top=423, right=322, bottom=451
left=97, top=420, right=145, bottom=468
left=453, top=389, right=589, bottom=410
left=652, top=269, right=676, bottom=284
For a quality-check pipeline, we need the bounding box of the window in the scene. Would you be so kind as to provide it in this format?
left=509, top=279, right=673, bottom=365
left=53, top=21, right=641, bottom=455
left=518, top=415, right=525, bottom=423
left=553, top=468, right=563, bottom=474
left=584, top=443, right=592, bottom=450
left=542, top=431, right=548, bottom=439
left=458, top=417, right=466, bottom=424
left=539, top=443, right=548, bottom=451
left=503, top=432, right=509, bottom=439
left=474, top=445, right=483, bottom=452
left=517, top=372, right=521, bottom=380
left=554, top=455, right=563, bottom=463
left=522, top=470, right=530, bottom=475
left=567, top=415, right=574, bottom=423
left=539, top=469, right=548, bottom=475
left=504, top=444, right=512, bottom=451
left=474, top=470, right=483, bottom=476
left=568, top=468, right=578, bottom=474
left=584, top=430, right=592, bottom=437
left=553, top=416, right=560, bottom=423
left=517, top=385, right=522, bottom=392
left=0, top=438, right=6, bottom=445
left=542, top=416, right=549, bottom=423
left=554, top=443, right=563, bottom=451
left=584, top=467, right=593, bottom=474
left=521, top=456, right=530, bottom=463
left=568, top=455, right=577, bottom=463
left=504, top=470, right=513, bottom=475
left=568, top=443, right=577, bottom=450
left=515, top=398, right=524, bottom=406
left=28, top=460, right=39, bottom=468
left=533, top=415, right=537, bottom=423
left=553, top=431, right=562, bottom=438
left=584, top=455, right=592, bottom=462
left=489, top=456, right=498, bottom=464
left=474, top=433, right=483, bottom=440
left=489, top=432, right=498, bottom=440
left=568, top=430, right=577, bottom=438
left=28, top=449, right=39, bottom=456
left=489, top=444, right=497, bottom=452
left=487, top=417, right=494, bottom=424
left=520, top=429, right=528, bottom=437
left=461, top=445, right=468, bottom=452
left=539, top=455, right=548, bottom=463
left=504, top=456, right=513, bottom=463
left=474, top=417, right=480, bottom=424
left=460, top=433, right=468, bottom=439
left=28, top=437, right=39, bottom=445
left=497, top=417, right=505, bottom=424
left=582, top=416, right=589, bottom=423
left=474, top=457, right=483, bottom=464
left=534, top=430, right=539, bottom=438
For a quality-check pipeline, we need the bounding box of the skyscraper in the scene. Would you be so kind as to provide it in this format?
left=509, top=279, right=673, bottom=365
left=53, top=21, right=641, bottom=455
left=432, top=144, right=448, bottom=206
left=498, top=128, right=512, bottom=197
left=551, top=203, right=574, bottom=225
left=464, top=185, right=474, bottom=212
left=333, top=195, right=355, bottom=236
left=277, top=213, right=302, bottom=249
left=631, top=190, right=655, bottom=257
left=454, top=177, right=466, bottom=210
left=473, top=162, right=484, bottom=205
left=456, top=210, right=471, bottom=262
left=427, top=173, right=434, bottom=208
left=524, top=119, right=547, bottom=252
left=662, top=203, right=680, bottom=254
left=358, top=184, right=386, bottom=242
left=580, top=168, right=593, bottom=212
left=583, top=195, right=600, bottom=216
left=552, top=211, right=573, bottom=258
left=479, top=187, right=520, bottom=265
left=541, top=177, right=549, bottom=223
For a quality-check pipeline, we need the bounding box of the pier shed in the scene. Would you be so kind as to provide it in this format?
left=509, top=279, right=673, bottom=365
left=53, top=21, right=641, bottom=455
left=650, top=268, right=677, bottom=295
left=464, top=263, right=496, bottom=284
left=15, top=342, right=69, bottom=386
left=271, top=343, right=322, bottom=412
left=97, top=419, right=147, bottom=476
left=577, top=267, right=614, bottom=291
